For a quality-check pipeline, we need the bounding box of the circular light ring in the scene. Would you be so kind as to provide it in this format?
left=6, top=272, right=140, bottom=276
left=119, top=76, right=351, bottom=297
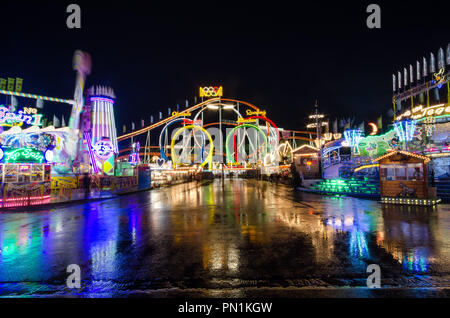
left=246, top=115, right=280, bottom=141
left=232, top=126, right=267, bottom=161
left=191, top=103, right=245, bottom=151
left=93, top=140, right=114, bottom=160
left=159, top=118, right=200, bottom=161
left=170, top=125, right=214, bottom=168
left=225, top=124, right=269, bottom=163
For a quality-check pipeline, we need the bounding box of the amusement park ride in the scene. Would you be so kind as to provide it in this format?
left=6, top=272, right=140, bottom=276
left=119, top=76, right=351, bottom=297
left=1, top=43, right=447, bottom=209
left=0, top=50, right=317, bottom=191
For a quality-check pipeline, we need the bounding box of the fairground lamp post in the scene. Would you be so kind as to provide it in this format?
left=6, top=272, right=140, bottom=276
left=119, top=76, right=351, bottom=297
left=393, top=119, right=416, bottom=151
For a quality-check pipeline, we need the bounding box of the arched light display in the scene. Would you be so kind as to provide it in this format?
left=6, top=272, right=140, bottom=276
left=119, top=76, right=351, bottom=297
left=170, top=125, right=214, bottom=168
left=394, top=120, right=416, bottom=142
left=225, top=124, right=269, bottom=163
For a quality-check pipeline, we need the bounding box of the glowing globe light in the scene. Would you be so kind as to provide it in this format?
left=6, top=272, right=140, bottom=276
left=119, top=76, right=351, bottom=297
left=394, top=120, right=416, bottom=142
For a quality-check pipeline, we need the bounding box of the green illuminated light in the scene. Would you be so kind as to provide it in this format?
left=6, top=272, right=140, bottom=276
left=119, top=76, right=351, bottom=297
left=3, top=148, right=44, bottom=163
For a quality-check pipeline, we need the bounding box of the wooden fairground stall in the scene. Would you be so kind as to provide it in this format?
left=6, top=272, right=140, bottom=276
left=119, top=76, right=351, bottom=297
left=292, top=145, right=321, bottom=179
left=373, top=150, right=440, bottom=206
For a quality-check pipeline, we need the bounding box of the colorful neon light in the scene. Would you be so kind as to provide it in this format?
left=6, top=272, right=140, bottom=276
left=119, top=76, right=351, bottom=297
left=246, top=115, right=281, bottom=141
left=0, top=106, right=43, bottom=127
left=396, top=103, right=450, bottom=121
left=93, top=140, right=114, bottom=160
left=368, top=122, right=378, bottom=135
left=3, top=148, right=44, bottom=163
left=170, top=125, right=214, bottom=168
left=246, top=109, right=267, bottom=117
left=84, top=132, right=99, bottom=173
left=90, top=97, right=114, bottom=104
left=225, top=124, right=269, bottom=163
left=394, top=120, right=416, bottom=142
left=199, top=86, right=223, bottom=97
left=344, top=129, right=363, bottom=147
left=0, top=89, right=74, bottom=104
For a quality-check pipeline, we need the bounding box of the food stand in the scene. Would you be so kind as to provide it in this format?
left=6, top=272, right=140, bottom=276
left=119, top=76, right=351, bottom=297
left=373, top=150, right=440, bottom=206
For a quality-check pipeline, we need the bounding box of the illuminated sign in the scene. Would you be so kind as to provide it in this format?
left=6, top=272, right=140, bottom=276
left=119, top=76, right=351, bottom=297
left=181, top=118, right=202, bottom=125
left=172, top=111, right=192, bottom=117
left=396, top=104, right=450, bottom=121
left=237, top=117, right=257, bottom=123
left=199, top=86, right=223, bottom=98
left=245, top=109, right=267, bottom=117
left=0, top=106, right=43, bottom=127
left=2, top=147, right=45, bottom=163
left=93, top=140, right=114, bottom=160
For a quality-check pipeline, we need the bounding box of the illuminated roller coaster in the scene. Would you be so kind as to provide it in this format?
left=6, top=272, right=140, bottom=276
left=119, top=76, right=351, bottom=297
left=118, top=98, right=316, bottom=170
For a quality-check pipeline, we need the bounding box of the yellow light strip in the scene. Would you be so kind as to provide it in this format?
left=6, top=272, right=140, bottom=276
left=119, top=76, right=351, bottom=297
left=354, top=163, right=379, bottom=172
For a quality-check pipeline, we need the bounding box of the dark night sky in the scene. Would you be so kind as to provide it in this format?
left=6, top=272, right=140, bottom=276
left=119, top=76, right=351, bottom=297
left=0, top=1, right=449, bottom=134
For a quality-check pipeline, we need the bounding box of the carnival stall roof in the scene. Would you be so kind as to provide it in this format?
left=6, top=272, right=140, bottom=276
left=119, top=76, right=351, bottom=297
left=372, top=150, right=431, bottom=164
left=292, top=144, right=320, bottom=155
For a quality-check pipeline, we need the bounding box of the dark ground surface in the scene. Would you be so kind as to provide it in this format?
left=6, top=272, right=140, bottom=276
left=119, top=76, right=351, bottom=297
left=0, top=179, right=449, bottom=297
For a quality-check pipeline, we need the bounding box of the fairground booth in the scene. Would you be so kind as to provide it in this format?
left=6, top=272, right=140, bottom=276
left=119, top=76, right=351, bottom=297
left=373, top=150, right=440, bottom=206
left=292, top=145, right=320, bottom=179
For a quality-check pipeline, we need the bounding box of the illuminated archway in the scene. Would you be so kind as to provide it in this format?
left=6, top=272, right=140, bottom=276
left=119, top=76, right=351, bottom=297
left=225, top=124, right=268, bottom=163
left=170, top=124, right=214, bottom=168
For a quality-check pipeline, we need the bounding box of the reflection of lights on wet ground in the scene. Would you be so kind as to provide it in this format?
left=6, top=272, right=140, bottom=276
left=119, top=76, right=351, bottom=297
left=349, top=228, right=369, bottom=259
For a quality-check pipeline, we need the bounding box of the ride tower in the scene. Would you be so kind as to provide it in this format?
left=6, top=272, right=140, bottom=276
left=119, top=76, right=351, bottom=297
left=88, top=85, right=118, bottom=175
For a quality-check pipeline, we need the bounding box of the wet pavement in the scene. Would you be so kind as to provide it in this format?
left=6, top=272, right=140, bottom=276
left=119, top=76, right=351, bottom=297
left=0, top=179, right=449, bottom=297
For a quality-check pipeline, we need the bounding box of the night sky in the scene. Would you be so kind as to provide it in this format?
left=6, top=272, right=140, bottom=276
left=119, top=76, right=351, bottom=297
left=0, top=1, right=449, bottom=134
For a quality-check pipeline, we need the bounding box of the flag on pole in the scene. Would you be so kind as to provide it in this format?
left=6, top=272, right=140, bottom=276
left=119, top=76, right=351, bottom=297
left=358, top=121, right=365, bottom=133
left=36, top=98, right=44, bottom=109
left=409, top=64, right=414, bottom=83
left=159, top=112, right=162, bottom=120
left=392, top=74, right=396, bottom=92
left=150, top=115, right=154, bottom=124
left=0, top=78, right=6, bottom=90
left=398, top=71, right=402, bottom=89
left=176, top=104, right=180, bottom=112
left=423, top=57, right=428, bottom=77
left=141, top=119, right=144, bottom=128
left=430, top=52, right=436, bottom=73
left=377, top=115, right=382, bottom=130
left=7, top=78, right=15, bottom=91
left=185, top=99, right=189, bottom=108
left=168, top=108, right=171, bottom=116
left=53, top=115, right=60, bottom=128
left=11, top=96, right=18, bottom=108
left=446, top=43, right=450, bottom=65
left=132, top=122, right=135, bottom=130
left=15, top=78, right=23, bottom=92
left=61, top=115, right=66, bottom=127
left=416, top=61, right=421, bottom=81
left=403, top=68, right=408, bottom=87
left=438, top=47, right=445, bottom=69
left=123, top=125, right=126, bottom=133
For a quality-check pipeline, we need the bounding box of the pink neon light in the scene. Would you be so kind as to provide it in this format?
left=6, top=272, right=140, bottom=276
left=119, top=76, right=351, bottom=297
left=90, top=97, right=114, bottom=104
